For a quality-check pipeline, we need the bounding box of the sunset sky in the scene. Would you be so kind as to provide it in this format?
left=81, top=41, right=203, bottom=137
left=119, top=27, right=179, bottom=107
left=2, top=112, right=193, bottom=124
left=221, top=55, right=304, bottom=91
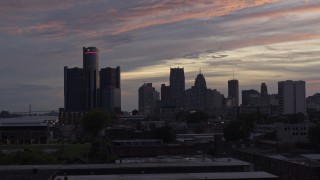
left=1, top=0, right=320, bottom=112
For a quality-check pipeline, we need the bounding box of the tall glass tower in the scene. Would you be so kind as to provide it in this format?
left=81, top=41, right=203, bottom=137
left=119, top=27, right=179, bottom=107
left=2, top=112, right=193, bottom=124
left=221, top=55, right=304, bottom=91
left=64, top=67, right=85, bottom=112
left=100, top=66, right=121, bottom=113
left=228, top=79, right=239, bottom=107
left=169, top=67, right=185, bottom=109
left=83, top=47, right=100, bottom=111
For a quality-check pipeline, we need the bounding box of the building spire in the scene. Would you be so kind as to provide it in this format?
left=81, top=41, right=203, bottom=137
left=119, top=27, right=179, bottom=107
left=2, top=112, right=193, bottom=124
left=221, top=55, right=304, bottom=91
left=233, top=67, right=235, bottom=80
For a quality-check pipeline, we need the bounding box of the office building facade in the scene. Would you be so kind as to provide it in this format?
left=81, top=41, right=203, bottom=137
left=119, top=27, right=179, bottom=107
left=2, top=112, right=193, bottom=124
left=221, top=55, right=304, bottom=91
left=260, top=83, right=269, bottom=106
left=228, top=79, right=239, bottom=107
left=100, top=66, right=121, bottom=113
left=278, top=80, right=306, bottom=114
left=185, top=73, right=207, bottom=112
left=169, top=67, right=185, bottom=109
left=83, top=47, right=100, bottom=111
left=139, top=83, right=160, bottom=115
left=242, top=89, right=260, bottom=106
left=64, top=67, right=85, bottom=112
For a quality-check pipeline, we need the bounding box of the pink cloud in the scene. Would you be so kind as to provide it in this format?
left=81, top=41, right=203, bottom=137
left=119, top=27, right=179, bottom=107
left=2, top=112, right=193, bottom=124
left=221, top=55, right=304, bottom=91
left=113, top=0, right=282, bottom=34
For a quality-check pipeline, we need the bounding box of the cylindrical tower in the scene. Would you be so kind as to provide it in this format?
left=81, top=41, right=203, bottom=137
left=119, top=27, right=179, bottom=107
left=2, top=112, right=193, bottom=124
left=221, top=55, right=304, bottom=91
left=83, top=47, right=100, bottom=111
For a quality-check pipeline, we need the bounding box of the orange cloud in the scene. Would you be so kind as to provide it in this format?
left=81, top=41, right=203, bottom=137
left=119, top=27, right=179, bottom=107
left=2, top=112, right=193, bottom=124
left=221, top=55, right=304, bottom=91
left=0, top=0, right=92, bottom=12
left=3, top=21, right=74, bottom=40
left=114, top=0, right=282, bottom=34
left=228, top=33, right=320, bottom=51
left=243, top=3, right=320, bottom=21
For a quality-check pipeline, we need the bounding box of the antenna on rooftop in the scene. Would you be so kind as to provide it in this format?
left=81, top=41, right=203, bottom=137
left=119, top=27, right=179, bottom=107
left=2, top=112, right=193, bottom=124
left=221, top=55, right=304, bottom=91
left=233, top=67, right=235, bottom=80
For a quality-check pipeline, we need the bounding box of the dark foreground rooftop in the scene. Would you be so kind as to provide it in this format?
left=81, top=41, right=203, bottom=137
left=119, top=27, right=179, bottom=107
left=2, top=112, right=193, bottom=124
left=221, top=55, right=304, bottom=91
left=54, top=172, right=278, bottom=180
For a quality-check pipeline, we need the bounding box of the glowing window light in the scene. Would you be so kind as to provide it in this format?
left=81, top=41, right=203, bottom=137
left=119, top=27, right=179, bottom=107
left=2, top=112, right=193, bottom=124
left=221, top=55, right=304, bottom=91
left=84, top=52, right=97, bottom=54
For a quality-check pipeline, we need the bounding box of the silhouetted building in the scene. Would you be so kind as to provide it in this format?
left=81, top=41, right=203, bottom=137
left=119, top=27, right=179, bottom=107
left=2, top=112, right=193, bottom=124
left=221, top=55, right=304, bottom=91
left=307, top=93, right=320, bottom=111
left=169, top=67, right=185, bottom=109
left=185, top=73, right=207, bottom=111
left=260, top=83, right=269, bottom=106
left=228, top=79, right=239, bottom=107
left=160, top=83, right=176, bottom=112
left=139, top=83, right=160, bottom=115
left=0, top=117, right=49, bottom=144
left=161, top=84, right=170, bottom=101
left=83, top=47, right=100, bottom=111
left=242, top=89, right=260, bottom=106
left=194, top=73, right=207, bottom=111
left=59, top=108, right=85, bottom=126
left=64, top=67, right=85, bottom=112
left=261, top=83, right=268, bottom=97
left=269, top=94, right=279, bottom=106
left=278, top=80, right=306, bottom=114
left=100, top=66, right=121, bottom=113
left=207, top=89, right=224, bottom=110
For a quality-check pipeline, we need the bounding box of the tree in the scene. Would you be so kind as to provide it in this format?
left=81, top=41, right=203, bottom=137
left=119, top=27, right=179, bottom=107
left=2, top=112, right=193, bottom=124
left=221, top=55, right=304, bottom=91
left=153, top=126, right=176, bottom=143
left=89, top=138, right=111, bottom=163
left=132, top=109, right=139, bottom=115
left=223, top=120, right=251, bottom=141
left=186, top=111, right=208, bottom=124
left=81, top=109, right=110, bottom=138
left=223, top=113, right=260, bottom=141
left=237, top=113, right=259, bottom=130
left=308, top=123, right=320, bottom=146
left=264, top=131, right=277, bottom=140
left=176, top=110, right=188, bottom=122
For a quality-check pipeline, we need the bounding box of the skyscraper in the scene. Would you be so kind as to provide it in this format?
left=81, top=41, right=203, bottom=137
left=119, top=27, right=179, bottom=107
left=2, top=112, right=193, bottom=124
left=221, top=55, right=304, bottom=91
left=100, top=66, right=121, bottom=113
left=260, top=83, right=269, bottom=106
left=169, top=67, right=185, bottom=109
left=161, top=84, right=170, bottom=101
left=194, top=73, right=207, bottom=111
left=278, top=80, right=306, bottom=114
left=228, top=79, right=239, bottom=107
left=261, top=83, right=268, bottom=97
left=139, top=83, right=160, bottom=115
left=64, top=67, right=85, bottom=112
left=185, top=73, right=208, bottom=111
left=83, top=47, right=100, bottom=111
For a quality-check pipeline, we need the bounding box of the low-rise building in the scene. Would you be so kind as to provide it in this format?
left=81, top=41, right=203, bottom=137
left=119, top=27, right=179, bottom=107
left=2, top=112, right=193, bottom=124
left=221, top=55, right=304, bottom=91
left=255, top=122, right=312, bottom=143
left=233, top=148, right=320, bottom=180
left=0, top=116, right=53, bottom=144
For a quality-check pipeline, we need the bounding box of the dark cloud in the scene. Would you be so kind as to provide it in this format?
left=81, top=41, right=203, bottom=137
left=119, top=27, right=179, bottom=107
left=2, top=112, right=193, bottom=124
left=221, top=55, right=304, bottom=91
left=183, top=52, right=202, bottom=59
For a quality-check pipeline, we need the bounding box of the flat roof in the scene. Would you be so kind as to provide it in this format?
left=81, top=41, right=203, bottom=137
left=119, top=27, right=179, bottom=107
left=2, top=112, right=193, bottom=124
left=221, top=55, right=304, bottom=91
left=301, top=154, right=320, bottom=160
left=0, top=116, right=56, bottom=127
left=0, top=122, right=47, bottom=127
left=0, top=116, right=57, bottom=122
left=267, top=155, right=287, bottom=160
left=0, top=156, right=250, bottom=171
left=237, top=148, right=320, bottom=167
left=54, top=172, right=278, bottom=180
left=113, top=139, right=162, bottom=143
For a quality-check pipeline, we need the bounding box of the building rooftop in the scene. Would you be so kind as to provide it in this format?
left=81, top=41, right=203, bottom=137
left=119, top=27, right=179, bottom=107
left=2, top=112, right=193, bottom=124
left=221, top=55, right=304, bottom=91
left=116, top=155, right=249, bottom=167
left=0, top=156, right=250, bottom=171
left=0, top=116, right=56, bottom=127
left=54, top=172, right=278, bottom=180
left=238, top=148, right=320, bottom=167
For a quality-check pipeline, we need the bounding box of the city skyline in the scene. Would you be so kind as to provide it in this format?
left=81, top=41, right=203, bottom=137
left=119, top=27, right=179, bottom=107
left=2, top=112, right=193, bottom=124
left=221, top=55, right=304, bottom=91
left=1, top=0, right=320, bottom=111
